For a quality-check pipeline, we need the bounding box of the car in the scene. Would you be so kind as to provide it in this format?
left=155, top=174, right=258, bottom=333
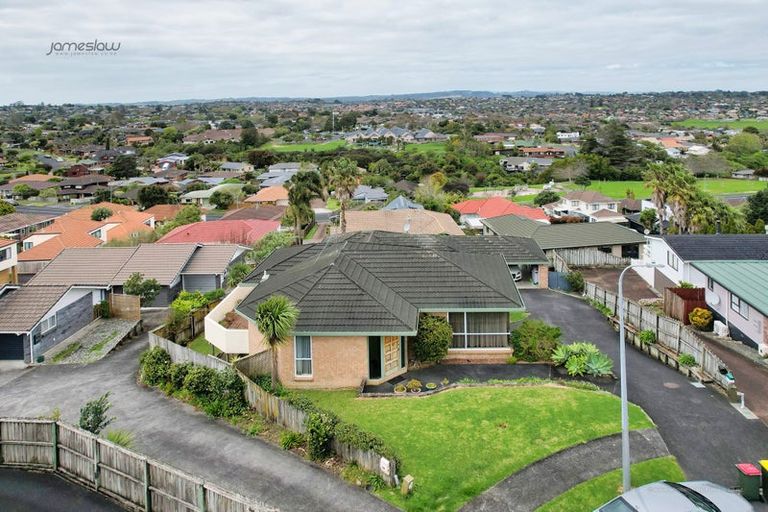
left=509, top=265, right=522, bottom=282
left=4, top=198, right=18, bottom=205
left=594, top=480, right=753, bottom=512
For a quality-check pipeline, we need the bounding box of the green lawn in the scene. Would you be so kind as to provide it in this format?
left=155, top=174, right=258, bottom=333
left=262, top=140, right=347, bottom=153
left=401, top=141, right=448, bottom=155
left=187, top=335, right=216, bottom=356
left=671, top=118, right=768, bottom=131
left=536, top=456, right=686, bottom=512
left=326, top=197, right=340, bottom=210
left=511, top=194, right=537, bottom=204
left=564, top=178, right=766, bottom=200
left=303, top=224, right=318, bottom=240
left=509, top=311, right=529, bottom=323
left=300, top=386, right=654, bottom=511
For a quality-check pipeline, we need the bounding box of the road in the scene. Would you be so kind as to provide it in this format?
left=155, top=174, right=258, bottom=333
left=0, top=334, right=395, bottom=512
left=522, top=289, right=768, bottom=487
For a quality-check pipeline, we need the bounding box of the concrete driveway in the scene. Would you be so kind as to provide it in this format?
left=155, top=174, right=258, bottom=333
left=0, top=334, right=395, bottom=512
left=522, top=289, right=768, bottom=487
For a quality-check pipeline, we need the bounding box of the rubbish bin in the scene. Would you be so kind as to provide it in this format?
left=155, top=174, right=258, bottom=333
left=761, top=460, right=768, bottom=500
left=736, top=463, right=761, bottom=501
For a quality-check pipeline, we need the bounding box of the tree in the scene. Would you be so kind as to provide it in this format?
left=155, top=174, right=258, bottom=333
left=574, top=174, right=591, bottom=189
left=91, top=207, right=113, bottom=221
left=254, top=295, right=299, bottom=387
left=726, top=132, right=762, bottom=156
left=247, top=231, right=294, bottom=264
left=0, top=200, right=15, bottom=216
left=12, top=183, right=39, bottom=199
left=325, top=157, right=359, bottom=234
left=209, top=190, right=234, bottom=210
left=138, top=185, right=171, bottom=209
left=240, top=127, right=265, bottom=147
left=246, top=150, right=276, bottom=169
left=533, top=190, right=560, bottom=206
left=110, top=155, right=139, bottom=179
left=639, top=208, right=658, bottom=233
left=413, top=314, right=452, bottom=363
left=745, top=188, right=768, bottom=225
left=79, top=392, right=114, bottom=435
left=286, top=169, right=324, bottom=243
left=684, top=152, right=733, bottom=177
left=123, top=272, right=161, bottom=306
left=226, top=262, right=253, bottom=288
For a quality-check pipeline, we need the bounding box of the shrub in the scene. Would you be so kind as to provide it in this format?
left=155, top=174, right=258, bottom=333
left=678, top=353, right=697, bottom=367
left=91, top=207, right=113, bottom=222
left=139, top=347, right=171, bottom=386
left=306, top=411, right=338, bottom=461
left=586, top=298, right=613, bottom=318
left=509, top=319, right=562, bottom=362
left=124, top=272, right=161, bottom=306
left=413, top=314, right=452, bottom=363
left=280, top=431, right=305, bottom=450
left=506, top=355, right=517, bottom=365
left=168, top=362, right=193, bottom=391
left=565, top=271, right=585, bottom=293
left=393, top=384, right=406, bottom=393
left=105, top=429, right=134, bottom=448
left=209, top=368, right=247, bottom=417
left=565, top=354, right=588, bottom=377
left=79, top=393, right=114, bottom=435
left=183, top=366, right=217, bottom=398
left=98, top=300, right=111, bottom=319
left=639, top=329, right=656, bottom=344
left=689, top=307, right=713, bottom=331
left=585, top=352, right=614, bottom=377
left=678, top=281, right=695, bottom=289
left=553, top=342, right=613, bottom=377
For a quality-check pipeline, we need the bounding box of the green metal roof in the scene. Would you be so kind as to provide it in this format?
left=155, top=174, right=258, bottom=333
left=482, top=215, right=646, bottom=250
left=692, top=260, right=768, bottom=317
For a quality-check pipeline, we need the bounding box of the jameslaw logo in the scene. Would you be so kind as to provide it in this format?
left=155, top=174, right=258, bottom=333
left=46, top=39, right=122, bottom=56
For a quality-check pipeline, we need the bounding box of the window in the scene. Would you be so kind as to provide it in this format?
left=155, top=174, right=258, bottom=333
left=448, top=312, right=509, bottom=349
left=40, top=314, right=57, bottom=334
left=91, top=229, right=102, bottom=239
left=730, top=293, right=749, bottom=319
left=294, top=336, right=312, bottom=376
left=570, top=200, right=578, bottom=207
left=667, top=251, right=678, bottom=271
left=591, top=203, right=599, bottom=211
left=0, top=248, right=9, bottom=262
left=608, top=203, right=616, bottom=210
left=707, top=277, right=714, bottom=291
left=23, top=241, right=33, bottom=251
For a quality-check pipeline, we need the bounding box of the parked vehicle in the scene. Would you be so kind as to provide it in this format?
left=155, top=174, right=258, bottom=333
left=509, top=265, right=522, bottom=282
left=594, top=481, right=753, bottom=512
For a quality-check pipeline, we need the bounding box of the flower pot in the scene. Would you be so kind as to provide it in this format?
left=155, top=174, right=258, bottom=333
left=409, top=388, right=421, bottom=393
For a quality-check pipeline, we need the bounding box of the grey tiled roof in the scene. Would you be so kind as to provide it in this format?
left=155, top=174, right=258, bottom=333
left=111, top=244, right=197, bottom=286
left=0, top=285, right=70, bottom=332
left=238, top=232, right=524, bottom=334
left=664, top=235, right=768, bottom=261
left=182, top=244, right=240, bottom=275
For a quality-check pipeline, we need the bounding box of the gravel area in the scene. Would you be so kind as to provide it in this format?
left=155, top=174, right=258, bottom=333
left=43, top=318, right=139, bottom=364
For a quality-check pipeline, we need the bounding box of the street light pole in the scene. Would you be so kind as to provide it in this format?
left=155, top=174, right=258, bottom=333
left=618, top=262, right=661, bottom=492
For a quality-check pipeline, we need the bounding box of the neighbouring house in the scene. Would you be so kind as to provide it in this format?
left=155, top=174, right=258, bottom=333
left=351, top=185, right=388, bottom=203
left=183, top=129, right=242, bottom=145
left=245, top=186, right=289, bottom=206
left=0, top=180, right=60, bottom=200
left=28, top=243, right=245, bottom=306
left=482, top=215, right=646, bottom=260
left=17, top=203, right=155, bottom=281
left=340, top=209, right=464, bottom=235
left=180, top=183, right=244, bottom=208
left=556, top=131, right=580, bottom=142
left=57, top=175, right=112, bottom=203
left=547, top=191, right=624, bottom=223
left=220, top=205, right=286, bottom=222
left=0, top=285, right=97, bottom=362
left=499, top=157, right=554, bottom=173
left=452, top=196, right=550, bottom=229
left=519, top=147, right=567, bottom=158
left=206, top=232, right=527, bottom=388
left=156, top=153, right=189, bottom=170
left=157, top=219, right=280, bottom=245
left=634, top=235, right=768, bottom=293
left=689, top=260, right=768, bottom=351
left=256, top=162, right=318, bottom=188
left=393, top=180, right=418, bottom=195
left=220, top=162, right=254, bottom=174
left=8, top=173, right=54, bottom=184
left=0, top=213, right=58, bottom=240
left=731, top=169, right=756, bottom=180
left=382, top=195, right=424, bottom=211
left=0, top=238, right=18, bottom=284
left=125, top=135, right=154, bottom=147
left=142, top=204, right=185, bottom=226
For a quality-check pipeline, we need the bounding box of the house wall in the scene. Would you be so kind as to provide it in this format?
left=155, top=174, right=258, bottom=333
left=276, top=335, right=368, bottom=389
left=537, top=264, right=549, bottom=289
left=689, top=267, right=765, bottom=349
left=26, top=292, right=93, bottom=363
left=634, top=237, right=688, bottom=289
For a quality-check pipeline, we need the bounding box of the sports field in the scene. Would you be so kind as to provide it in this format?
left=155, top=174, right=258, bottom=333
left=671, top=118, right=768, bottom=131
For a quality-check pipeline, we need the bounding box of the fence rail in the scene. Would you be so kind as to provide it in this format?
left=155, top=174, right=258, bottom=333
left=551, top=248, right=630, bottom=269
left=584, top=282, right=731, bottom=389
left=0, top=418, right=275, bottom=512
left=148, top=332, right=398, bottom=486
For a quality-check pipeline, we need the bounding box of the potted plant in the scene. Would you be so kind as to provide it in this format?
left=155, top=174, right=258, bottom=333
left=425, top=382, right=437, bottom=390
left=405, top=378, right=422, bottom=393
left=393, top=384, right=406, bottom=394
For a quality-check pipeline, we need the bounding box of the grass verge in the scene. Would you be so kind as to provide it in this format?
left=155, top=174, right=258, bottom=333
left=52, top=342, right=81, bottom=363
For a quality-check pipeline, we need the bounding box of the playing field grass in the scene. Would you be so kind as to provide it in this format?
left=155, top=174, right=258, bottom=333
left=262, top=140, right=347, bottom=153
left=564, top=178, right=766, bottom=199
left=671, top=118, right=768, bottom=131
left=300, top=385, right=654, bottom=512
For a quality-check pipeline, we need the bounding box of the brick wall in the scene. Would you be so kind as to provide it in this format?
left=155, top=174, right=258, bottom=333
left=537, top=264, right=549, bottom=289
left=277, top=335, right=368, bottom=389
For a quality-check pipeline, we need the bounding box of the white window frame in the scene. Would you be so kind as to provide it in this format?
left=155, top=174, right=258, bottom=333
left=591, top=203, right=599, bottom=211
left=707, top=277, right=714, bottom=291
left=294, top=336, right=312, bottom=377
left=730, top=293, right=749, bottom=320
left=667, top=251, right=678, bottom=271
left=570, top=200, right=578, bottom=207
left=608, top=203, right=616, bottom=210
left=40, top=314, right=57, bottom=334
left=0, top=248, right=9, bottom=262
left=448, top=312, right=510, bottom=350
left=23, top=241, right=33, bottom=250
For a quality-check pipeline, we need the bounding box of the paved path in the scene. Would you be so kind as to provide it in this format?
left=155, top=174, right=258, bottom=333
left=0, top=334, right=395, bottom=512
left=0, top=468, right=123, bottom=512
left=521, top=290, right=768, bottom=487
left=461, top=429, right=670, bottom=512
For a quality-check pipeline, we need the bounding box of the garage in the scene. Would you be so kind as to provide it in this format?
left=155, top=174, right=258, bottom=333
left=182, top=274, right=218, bottom=293
left=0, top=333, right=25, bottom=360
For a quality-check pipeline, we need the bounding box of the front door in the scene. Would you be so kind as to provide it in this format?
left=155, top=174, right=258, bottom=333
left=368, top=336, right=382, bottom=380
left=383, top=336, right=400, bottom=374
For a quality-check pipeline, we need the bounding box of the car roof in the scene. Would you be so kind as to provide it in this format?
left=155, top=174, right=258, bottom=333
left=598, top=481, right=752, bottom=512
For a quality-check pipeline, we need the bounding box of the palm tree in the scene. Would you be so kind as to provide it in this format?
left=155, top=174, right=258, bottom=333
left=644, top=163, right=670, bottom=235
left=326, top=157, right=359, bottom=233
left=286, top=170, right=324, bottom=244
left=254, top=295, right=299, bottom=388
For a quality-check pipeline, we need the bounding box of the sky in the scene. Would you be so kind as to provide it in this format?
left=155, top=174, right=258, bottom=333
left=1, top=0, right=766, bottom=104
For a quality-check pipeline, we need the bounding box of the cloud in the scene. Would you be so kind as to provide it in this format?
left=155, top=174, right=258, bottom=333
left=0, top=0, right=766, bottom=103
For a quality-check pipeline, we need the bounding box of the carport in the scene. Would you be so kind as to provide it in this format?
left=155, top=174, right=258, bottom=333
left=0, top=333, right=24, bottom=360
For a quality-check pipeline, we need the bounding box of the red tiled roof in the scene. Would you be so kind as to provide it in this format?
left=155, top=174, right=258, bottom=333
left=157, top=220, right=280, bottom=245
left=452, top=197, right=549, bottom=222
left=0, top=238, right=15, bottom=248
left=143, top=204, right=184, bottom=222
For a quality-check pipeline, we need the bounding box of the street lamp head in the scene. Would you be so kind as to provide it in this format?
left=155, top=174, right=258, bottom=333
left=644, top=262, right=663, bottom=269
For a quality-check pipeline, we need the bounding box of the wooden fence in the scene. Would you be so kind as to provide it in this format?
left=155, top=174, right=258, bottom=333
left=0, top=418, right=276, bottom=512
left=550, top=247, right=630, bottom=269
left=584, top=282, right=732, bottom=389
left=663, top=287, right=707, bottom=325
left=148, top=331, right=398, bottom=486
left=110, top=293, right=142, bottom=321
left=234, top=352, right=273, bottom=380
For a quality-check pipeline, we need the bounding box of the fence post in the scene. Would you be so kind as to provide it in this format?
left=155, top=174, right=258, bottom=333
left=51, top=422, right=58, bottom=471
left=197, top=482, right=206, bottom=512
left=93, top=437, right=100, bottom=490
left=143, top=458, right=151, bottom=512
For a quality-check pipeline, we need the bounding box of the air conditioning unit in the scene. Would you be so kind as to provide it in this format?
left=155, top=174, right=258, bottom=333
left=713, top=320, right=729, bottom=337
